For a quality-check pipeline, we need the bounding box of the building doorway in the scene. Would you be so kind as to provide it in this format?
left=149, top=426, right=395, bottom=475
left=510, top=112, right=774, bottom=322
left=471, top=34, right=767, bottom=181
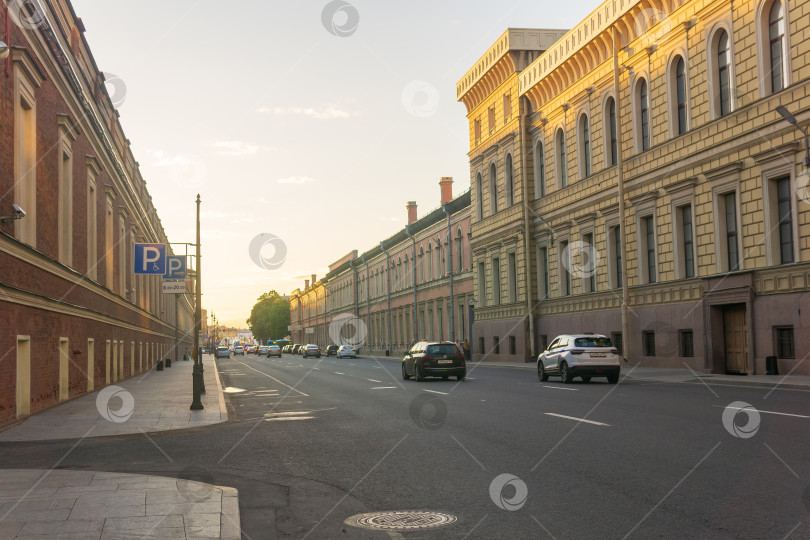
left=722, top=304, right=748, bottom=374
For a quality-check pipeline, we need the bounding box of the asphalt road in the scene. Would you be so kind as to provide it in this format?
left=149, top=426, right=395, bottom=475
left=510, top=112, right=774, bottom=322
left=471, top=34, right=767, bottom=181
left=2, top=352, right=809, bottom=539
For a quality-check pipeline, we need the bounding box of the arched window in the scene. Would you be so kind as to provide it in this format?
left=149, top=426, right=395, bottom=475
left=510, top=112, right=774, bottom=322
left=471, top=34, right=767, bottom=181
left=674, top=57, right=687, bottom=135
left=556, top=128, right=567, bottom=188
left=418, top=247, right=424, bottom=283
left=505, top=154, right=514, bottom=206
left=578, top=113, right=591, bottom=178
left=534, top=141, right=545, bottom=197
left=455, top=228, right=463, bottom=271
left=769, top=1, right=786, bottom=93
left=489, top=163, right=498, bottom=214
left=404, top=255, right=409, bottom=288
left=427, top=243, right=433, bottom=281
left=605, top=97, right=617, bottom=166
left=637, top=79, right=650, bottom=151
left=717, top=31, right=731, bottom=115
left=475, top=172, right=483, bottom=220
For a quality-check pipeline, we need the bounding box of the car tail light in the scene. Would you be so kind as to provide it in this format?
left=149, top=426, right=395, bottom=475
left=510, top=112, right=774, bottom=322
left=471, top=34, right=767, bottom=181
left=570, top=349, right=585, bottom=355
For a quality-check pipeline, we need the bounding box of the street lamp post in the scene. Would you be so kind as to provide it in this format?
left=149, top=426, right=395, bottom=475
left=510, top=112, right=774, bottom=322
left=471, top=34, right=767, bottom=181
left=776, top=105, right=810, bottom=167
left=190, top=194, right=204, bottom=410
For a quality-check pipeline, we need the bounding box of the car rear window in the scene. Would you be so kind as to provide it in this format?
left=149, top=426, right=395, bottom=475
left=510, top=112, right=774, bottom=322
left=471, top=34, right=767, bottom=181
left=426, top=344, right=460, bottom=356
left=574, top=337, right=613, bottom=348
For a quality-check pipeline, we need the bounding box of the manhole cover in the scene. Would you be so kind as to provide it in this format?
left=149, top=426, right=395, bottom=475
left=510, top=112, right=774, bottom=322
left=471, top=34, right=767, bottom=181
left=348, top=511, right=457, bottom=531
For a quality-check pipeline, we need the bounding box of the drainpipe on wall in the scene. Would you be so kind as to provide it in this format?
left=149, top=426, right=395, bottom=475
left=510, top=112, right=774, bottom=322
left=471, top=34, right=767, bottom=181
left=442, top=205, right=456, bottom=343
left=405, top=224, right=418, bottom=344
left=519, top=96, right=536, bottom=362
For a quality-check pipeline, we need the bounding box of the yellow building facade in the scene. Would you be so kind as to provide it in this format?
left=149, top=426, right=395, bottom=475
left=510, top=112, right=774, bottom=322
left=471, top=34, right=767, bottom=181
left=461, top=0, right=810, bottom=374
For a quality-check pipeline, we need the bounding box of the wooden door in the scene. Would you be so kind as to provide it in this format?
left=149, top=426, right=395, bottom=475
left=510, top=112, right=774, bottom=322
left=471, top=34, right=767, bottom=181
left=723, top=305, right=748, bottom=374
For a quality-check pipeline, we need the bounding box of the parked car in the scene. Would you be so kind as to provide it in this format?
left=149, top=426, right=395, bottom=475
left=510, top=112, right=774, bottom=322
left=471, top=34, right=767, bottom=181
left=291, top=344, right=302, bottom=355
left=536, top=334, right=620, bottom=384
left=266, top=344, right=282, bottom=358
left=283, top=345, right=292, bottom=354
left=215, top=346, right=230, bottom=358
left=302, top=344, right=321, bottom=358
left=233, top=345, right=245, bottom=356
left=325, top=345, right=339, bottom=357
left=402, top=341, right=466, bottom=381
left=336, top=345, right=357, bottom=359
left=258, top=346, right=269, bottom=355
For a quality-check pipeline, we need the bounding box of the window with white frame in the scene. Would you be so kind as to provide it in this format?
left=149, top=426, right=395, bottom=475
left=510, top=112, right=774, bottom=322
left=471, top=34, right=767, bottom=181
left=708, top=28, right=733, bottom=118
left=537, top=244, right=549, bottom=299
left=556, top=128, right=567, bottom=188
left=669, top=55, right=688, bottom=136
left=763, top=173, right=798, bottom=266
left=640, top=215, right=657, bottom=284
left=635, top=78, right=651, bottom=152
left=503, top=92, right=512, bottom=123
left=118, top=216, right=127, bottom=295
left=14, top=63, right=38, bottom=248
left=713, top=186, right=742, bottom=273
left=767, top=1, right=787, bottom=93
left=582, top=232, right=596, bottom=292
left=57, top=129, right=74, bottom=267
left=427, top=243, right=433, bottom=281
left=507, top=252, right=517, bottom=303
left=492, top=257, right=501, bottom=304
left=104, top=195, right=114, bottom=290
left=578, top=113, right=591, bottom=178
left=488, top=107, right=495, bottom=134
left=677, top=204, right=696, bottom=279
left=607, top=224, right=622, bottom=289
left=475, top=172, right=483, bottom=219
left=478, top=261, right=487, bottom=307
left=455, top=229, right=463, bottom=272
left=559, top=240, right=571, bottom=296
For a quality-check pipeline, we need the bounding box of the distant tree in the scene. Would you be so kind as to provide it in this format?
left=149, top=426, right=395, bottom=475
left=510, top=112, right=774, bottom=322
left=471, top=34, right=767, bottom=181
left=246, top=291, right=291, bottom=342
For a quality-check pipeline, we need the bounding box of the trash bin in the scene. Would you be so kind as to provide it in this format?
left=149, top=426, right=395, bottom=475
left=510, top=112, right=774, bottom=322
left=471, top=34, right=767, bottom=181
left=156, top=360, right=164, bottom=371
left=385, top=350, right=390, bottom=357
left=765, top=355, right=779, bottom=375
left=166, top=358, right=172, bottom=368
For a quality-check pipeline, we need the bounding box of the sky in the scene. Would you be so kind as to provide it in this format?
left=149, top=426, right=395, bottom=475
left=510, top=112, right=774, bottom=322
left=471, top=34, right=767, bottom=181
left=71, top=0, right=594, bottom=327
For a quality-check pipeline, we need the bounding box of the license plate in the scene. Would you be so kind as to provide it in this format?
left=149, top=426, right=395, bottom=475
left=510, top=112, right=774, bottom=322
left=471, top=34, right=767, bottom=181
left=438, top=359, right=453, bottom=364
left=590, top=352, right=606, bottom=358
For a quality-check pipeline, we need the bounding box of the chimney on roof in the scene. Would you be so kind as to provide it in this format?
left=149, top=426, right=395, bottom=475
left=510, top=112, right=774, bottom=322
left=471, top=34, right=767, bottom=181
left=439, top=177, right=453, bottom=205
left=407, top=201, right=418, bottom=225
left=311, top=274, right=317, bottom=285
left=305, top=279, right=310, bottom=289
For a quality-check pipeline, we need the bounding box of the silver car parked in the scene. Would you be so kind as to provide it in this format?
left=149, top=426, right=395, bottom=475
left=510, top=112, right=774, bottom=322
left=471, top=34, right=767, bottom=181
left=537, top=334, right=620, bottom=384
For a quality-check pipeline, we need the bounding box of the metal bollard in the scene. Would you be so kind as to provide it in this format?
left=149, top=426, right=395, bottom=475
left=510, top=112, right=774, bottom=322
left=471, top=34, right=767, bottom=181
left=156, top=360, right=164, bottom=371
left=166, top=358, right=172, bottom=368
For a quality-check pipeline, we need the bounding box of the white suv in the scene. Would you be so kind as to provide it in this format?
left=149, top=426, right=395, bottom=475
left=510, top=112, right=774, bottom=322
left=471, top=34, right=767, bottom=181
left=537, top=334, right=620, bottom=384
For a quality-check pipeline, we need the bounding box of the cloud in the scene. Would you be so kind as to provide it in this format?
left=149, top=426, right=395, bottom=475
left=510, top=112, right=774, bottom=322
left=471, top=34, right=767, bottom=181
left=258, top=104, right=351, bottom=120
left=276, top=176, right=315, bottom=185
left=210, top=140, right=269, bottom=156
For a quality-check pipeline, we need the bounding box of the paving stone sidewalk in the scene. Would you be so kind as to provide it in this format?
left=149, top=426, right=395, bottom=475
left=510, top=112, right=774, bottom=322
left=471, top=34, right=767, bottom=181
left=0, top=469, right=239, bottom=539
left=0, top=355, right=227, bottom=442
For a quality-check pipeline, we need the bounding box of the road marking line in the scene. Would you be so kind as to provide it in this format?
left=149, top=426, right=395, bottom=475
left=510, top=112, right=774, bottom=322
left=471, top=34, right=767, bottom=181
left=711, top=405, right=810, bottom=419
left=542, top=385, right=579, bottom=391
left=367, top=379, right=382, bottom=383
left=423, top=389, right=449, bottom=395
left=235, top=361, right=310, bottom=397
left=545, top=413, right=610, bottom=426
left=371, top=387, right=397, bottom=390
left=335, top=372, right=344, bottom=375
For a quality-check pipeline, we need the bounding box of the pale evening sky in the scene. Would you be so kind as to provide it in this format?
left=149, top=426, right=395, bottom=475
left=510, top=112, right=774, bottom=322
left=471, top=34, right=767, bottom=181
left=71, top=0, right=594, bottom=327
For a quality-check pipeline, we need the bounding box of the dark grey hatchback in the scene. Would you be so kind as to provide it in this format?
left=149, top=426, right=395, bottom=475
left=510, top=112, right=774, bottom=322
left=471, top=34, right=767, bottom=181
left=402, top=341, right=466, bottom=381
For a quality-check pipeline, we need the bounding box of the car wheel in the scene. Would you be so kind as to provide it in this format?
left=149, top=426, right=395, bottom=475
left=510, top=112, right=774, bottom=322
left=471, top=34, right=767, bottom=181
left=457, top=371, right=466, bottom=382
left=537, top=361, right=549, bottom=382
left=414, top=363, right=424, bottom=382
left=607, top=374, right=619, bottom=384
left=402, top=362, right=410, bottom=380
left=582, top=376, right=591, bottom=383
left=560, top=361, right=573, bottom=384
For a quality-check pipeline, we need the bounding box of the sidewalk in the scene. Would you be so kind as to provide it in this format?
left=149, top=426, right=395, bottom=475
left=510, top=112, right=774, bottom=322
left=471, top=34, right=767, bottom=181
left=0, top=469, right=239, bottom=539
left=0, top=355, right=227, bottom=442
left=0, top=355, right=239, bottom=539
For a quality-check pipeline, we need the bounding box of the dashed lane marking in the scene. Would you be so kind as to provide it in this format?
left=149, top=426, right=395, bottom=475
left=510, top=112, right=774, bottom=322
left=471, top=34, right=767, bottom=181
left=371, top=387, right=398, bottom=390
left=545, top=413, right=610, bottom=426
left=235, top=361, right=310, bottom=397
left=422, top=389, right=449, bottom=395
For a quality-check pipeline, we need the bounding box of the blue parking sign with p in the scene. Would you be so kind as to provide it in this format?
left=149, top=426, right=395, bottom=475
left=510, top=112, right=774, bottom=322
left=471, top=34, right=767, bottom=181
left=134, top=243, right=167, bottom=275
left=165, top=256, right=186, bottom=279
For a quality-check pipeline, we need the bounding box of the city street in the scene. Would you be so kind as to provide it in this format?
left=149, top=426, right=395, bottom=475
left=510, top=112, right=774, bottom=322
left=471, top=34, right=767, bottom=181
left=1, top=352, right=808, bottom=538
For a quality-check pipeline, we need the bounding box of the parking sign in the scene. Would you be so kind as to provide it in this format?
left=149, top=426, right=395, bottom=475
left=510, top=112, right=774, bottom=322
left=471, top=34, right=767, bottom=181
left=165, top=256, right=186, bottom=279
left=134, top=243, right=167, bottom=275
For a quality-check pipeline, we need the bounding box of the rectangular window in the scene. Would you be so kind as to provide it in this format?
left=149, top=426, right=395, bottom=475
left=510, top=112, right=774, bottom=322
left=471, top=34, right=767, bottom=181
left=479, top=337, right=485, bottom=354
left=643, top=216, right=656, bottom=284
left=105, top=199, right=114, bottom=290
left=16, top=337, right=31, bottom=417
left=494, top=336, right=500, bottom=354
left=58, top=149, right=73, bottom=266
left=776, top=177, right=794, bottom=264
left=87, top=173, right=98, bottom=279
left=679, top=330, right=694, bottom=357
left=775, top=327, right=795, bottom=359
left=503, top=93, right=512, bottom=122
left=478, top=262, right=487, bottom=307
left=682, top=206, right=695, bottom=278
left=507, top=252, right=517, bottom=303
left=509, top=336, right=516, bottom=355
left=488, top=107, right=495, bottom=134
left=59, top=338, right=69, bottom=401
left=610, top=226, right=622, bottom=289
left=583, top=233, right=595, bottom=292
left=474, top=119, right=481, bottom=143
left=725, top=192, right=739, bottom=271
left=538, top=246, right=549, bottom=299
left=611, top=332, right=623, bottom=355
left=559, top=240, right=571, bottom=296
left=15, top=80, right=37, bottom=247
left=492, top=258, right=501, bottom=304
left=643, top=331, right=656, bottom=356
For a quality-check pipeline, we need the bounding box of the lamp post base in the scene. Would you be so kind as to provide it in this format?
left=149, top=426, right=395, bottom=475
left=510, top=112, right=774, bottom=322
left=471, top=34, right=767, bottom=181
left=190, top=362, right=205, bottom=410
